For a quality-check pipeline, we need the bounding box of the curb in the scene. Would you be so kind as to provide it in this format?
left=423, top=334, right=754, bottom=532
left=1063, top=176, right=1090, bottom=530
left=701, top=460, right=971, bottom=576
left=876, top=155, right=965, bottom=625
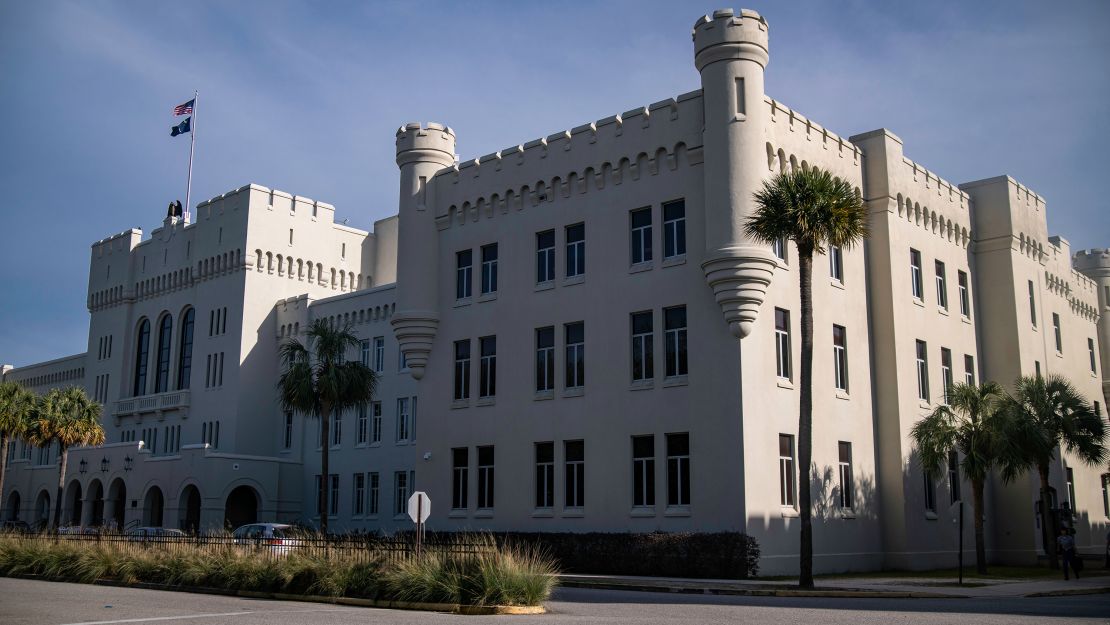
left=1024, top=586, right=1110, bottom=598
left=556, top=578, right=962, bottom=599
left=4, top=574, right=546, bottom=615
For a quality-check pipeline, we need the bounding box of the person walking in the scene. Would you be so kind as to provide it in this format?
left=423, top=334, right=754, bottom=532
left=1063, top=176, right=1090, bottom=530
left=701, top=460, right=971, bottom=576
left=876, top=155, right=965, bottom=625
left=1057, top=528, right=1079, bottom=580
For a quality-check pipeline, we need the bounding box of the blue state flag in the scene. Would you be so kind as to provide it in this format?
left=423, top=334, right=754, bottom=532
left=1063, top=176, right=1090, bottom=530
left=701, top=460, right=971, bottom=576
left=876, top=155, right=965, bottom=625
left=170, top=117, right=191, bottom=137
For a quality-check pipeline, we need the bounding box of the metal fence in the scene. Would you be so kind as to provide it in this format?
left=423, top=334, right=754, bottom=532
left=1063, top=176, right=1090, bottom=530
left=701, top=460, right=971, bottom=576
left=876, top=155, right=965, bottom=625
left=0, top=531, right=494, bottom=564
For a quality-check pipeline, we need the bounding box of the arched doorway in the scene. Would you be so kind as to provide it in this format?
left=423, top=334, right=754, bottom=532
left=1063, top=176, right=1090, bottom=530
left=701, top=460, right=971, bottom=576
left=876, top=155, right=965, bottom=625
left=223, top=485, right=258, bottom=530
left=86, top=480, right=105, bottom=527
left=64, top=481, right=83, bottom=527
left=34, top=490, right=51, bottom=527
left=106, top=479, right=127, bottom=531
left=5, top=491, right=20, bottom=521
left=178, top=485, right=201, bottom=533
left=143, top=486, right=164, bottom=527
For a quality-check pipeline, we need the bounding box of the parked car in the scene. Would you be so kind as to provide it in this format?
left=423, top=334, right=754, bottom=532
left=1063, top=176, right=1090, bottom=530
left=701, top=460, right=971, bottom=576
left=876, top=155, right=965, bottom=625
left=126, top=527, right=187, bottom=542
left=231, top=523, right=302, bottom=555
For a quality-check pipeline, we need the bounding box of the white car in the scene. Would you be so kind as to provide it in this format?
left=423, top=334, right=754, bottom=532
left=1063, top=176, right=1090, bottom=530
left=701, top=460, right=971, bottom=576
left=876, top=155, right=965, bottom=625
left=231, top=523, right=302, bottom=555
left=126, top=527, right=187, bottom=542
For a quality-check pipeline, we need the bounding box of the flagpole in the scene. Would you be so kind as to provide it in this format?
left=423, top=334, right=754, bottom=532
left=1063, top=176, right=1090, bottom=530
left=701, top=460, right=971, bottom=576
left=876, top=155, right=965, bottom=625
left=184, top=90, right=197, bottom=222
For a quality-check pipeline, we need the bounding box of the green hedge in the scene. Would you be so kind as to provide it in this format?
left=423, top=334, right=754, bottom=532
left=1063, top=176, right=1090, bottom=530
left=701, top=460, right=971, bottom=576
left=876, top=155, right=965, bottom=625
left=0, top=535, right=555, bottom=606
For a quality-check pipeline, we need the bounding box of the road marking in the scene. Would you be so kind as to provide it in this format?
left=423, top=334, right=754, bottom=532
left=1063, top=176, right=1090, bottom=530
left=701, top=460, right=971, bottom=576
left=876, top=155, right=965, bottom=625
left=59, top=608, right=356, bottom=625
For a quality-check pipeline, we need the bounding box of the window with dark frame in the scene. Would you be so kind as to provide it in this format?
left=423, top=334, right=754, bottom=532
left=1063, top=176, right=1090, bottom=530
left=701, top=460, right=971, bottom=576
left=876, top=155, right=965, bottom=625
left=663, top=200, right=686, bottom=259
left=566, top=224, right=585, bottom=278
left=565, top=322, right=585, bottom=389
left=452, top=447, right=468, bottom=510
left=916, top=340, right=930, bottom=401
left=477, top=446, right=495, bottom=509
left=775, top=308, right=792, bottom=380
left=910, top=249, right=923, bottom=300
left=664, top=306, right=688, bottom=378
left=958, top=270, right=970, bottom=317
left=833, top=325, right=848, bottom=392
left=480, top=243, right=498, bottom=295
left=536, top=327, right=555, bottom=392
left=935, top=260, right=948, bottom=310
left=454, top=340, right=471, bottom=401
left=666, top=433, right=690, bottom=507
left=535, top=442, right=554, bottom=509
left=536, top=230, right=555, bottom=283
left=631, top=311, right=654, bottom=382
left=632, top=435, right=655, bottom=508
left=456, top=250, right=473, bottom=299
left=564, top=440, right=584, bottom=509
left=479, top=336, right=497, bottom=398
left=630, top=208, right=653, bottom=265
left=779, top=434, right=795, bottom=507
left=838, top=442, right=853, bottom=510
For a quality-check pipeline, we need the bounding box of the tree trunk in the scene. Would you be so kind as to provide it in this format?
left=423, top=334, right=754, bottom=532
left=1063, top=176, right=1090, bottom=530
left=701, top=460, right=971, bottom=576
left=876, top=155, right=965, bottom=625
left=0, top=433, right=9, bottom=517
left=972, top=477, right=987, bottom=574
left=798, top=251, right=815, bottom=589
left=319, top=403, right=331, bottom=536
left=52, top=444, right=68, bottom=532
left=1038, top=463, right=1058, bottom=569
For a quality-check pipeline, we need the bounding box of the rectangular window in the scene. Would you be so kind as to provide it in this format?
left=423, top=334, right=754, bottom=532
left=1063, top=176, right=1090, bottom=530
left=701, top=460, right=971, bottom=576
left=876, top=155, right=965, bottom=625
left=935, top=260, right=948, bottom=310
left=941, top=348, right=953, bottom=404
left=477, top=446, right=495, bottom=509
left=328, top=474, right=339, bottom=516
left=396, top=397, right=411, bottom=443
left=536, top=230, right=555, bottom=284
left=479, top=336, right=496, bottom=398
left=368, top=472, right=379, bottom=516
left=1028, top=280, right=1037, bottom=327
left=371, top=401, right=382, bottom=443
left=771, top=237, right=788, bottom=263
left=1053, top=313, right=1062, bottom=353
left=1036, top=360, right=1042, bottom=378
left=283, top=411, right=293, bottom=450
left=630, top=207, right=653, bottom=265
left=948, top=450, right=961, bottom=504
left=829, top=245, right=843, bottom=282
left=838, top=442, right=853, bottom=510
left=964, top=354, right=975, bottom=386
left=480, top=243, right=498, bottom=294
left=456, top=249, right=473, bottom=299
left=916, top=340, right=930, bottom=401
left=775, top=308, right=792, bottom=380
left=779, top=434, right=795, bottom=507
left=566, top=223, right=585, bottom=278
left=535, top=327, right=555, bottom=393
left=564, top=440, right=584, bottom=509
left=833, top=325, right=849, bottom=392
left=357, top=403, right=368, bottom=445
left=565, top=322, right=585, bottom=389
left=353, top=473, right=365, bottom=516
left=394, top=471, right=409, bottom=517
left=630, top=311, right=654, bottom=382
left=958, top=270, right=970, bottom=317
left=666, top=433, right=690, bottom=507
left=924, top=470, right=937, bottom=513
left=535, top=442, right=554, bottom=509
left=331, top=410, right=341, bottom=447
left=360, top=339, right=370, bottom=367
left=910, top=249, right=923, bottom=300
left=452, top=447, right=468, bottom=510
left=1102, top=475, right=1109, bottom=518
left=1066, top=466, right=1077, bottom=509
left=664, top=306, right=688, bottom=378
left=372, top=337, right=385, bottom=373
left=662, top=200, right=686, bottom=259
left=454, top=339, right=471, bottom=401
left=1090, top=338, right=1098, bottom=374
left=632, top=435, right=655, bottom=508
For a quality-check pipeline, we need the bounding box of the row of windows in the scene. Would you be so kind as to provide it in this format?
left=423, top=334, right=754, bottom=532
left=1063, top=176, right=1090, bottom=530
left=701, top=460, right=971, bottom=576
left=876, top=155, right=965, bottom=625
left=93, top=374, right=110, bottom=403
left=774, top=310, right=851, bottom=392
left=454, top=200, right=688, bottom=301
left=1049, top=311, right=1099, bottom=374
left=209, top=307, right=229, bottom=336
left=307, top=397, right=417, bottom=449
left=96, top=335, right=113, bottom=361
left=316, top=470, right=413, bottom=518
left=909, top=249, right=971, bottom=317
left=914, top=340, right=975, bottom=403
left=201, top=421, right=221, bottom=448
left=132, top=308, right=195, bottom=397
left=204, top=352, right=225, bottom=388
left=779, top=436, right=855, bottom=511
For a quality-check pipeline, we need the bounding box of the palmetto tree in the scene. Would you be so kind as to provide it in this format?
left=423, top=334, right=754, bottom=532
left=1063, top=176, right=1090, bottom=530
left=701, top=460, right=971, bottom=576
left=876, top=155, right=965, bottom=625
left=746, top=168, right=867, bottom=588
left=0, top=381, right=36, bottom=512
left=278, top=319, right=377, bottom=535
left=26, top=387, right=105, bottom=530
left=911, top=381, right=1016, bottom=574
left=1005, top=374, right=1106, bottom=569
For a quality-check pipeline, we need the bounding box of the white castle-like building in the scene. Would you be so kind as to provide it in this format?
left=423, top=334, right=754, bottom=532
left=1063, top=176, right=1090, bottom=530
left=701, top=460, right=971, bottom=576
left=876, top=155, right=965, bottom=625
left=3, top=9, right=1109, bottom=575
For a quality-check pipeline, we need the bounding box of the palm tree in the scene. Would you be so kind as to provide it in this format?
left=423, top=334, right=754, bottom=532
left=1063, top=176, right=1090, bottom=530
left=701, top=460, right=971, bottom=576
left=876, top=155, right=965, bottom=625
left=0, top=381, right=36, bottom=512
left=911, top=381, right=1017, bottom=574
left=27, top=387, right=105, bottom=530
left=278, top=319, right=377, bottom=535
left=745, top=168, right=867, bottom=588
left=1005, top=374, right=1106, bottom=569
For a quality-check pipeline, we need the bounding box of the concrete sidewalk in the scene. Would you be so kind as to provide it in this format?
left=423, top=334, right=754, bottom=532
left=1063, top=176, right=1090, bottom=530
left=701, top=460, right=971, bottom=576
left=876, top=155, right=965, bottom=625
left=558, top=572, right=1110, bottom=599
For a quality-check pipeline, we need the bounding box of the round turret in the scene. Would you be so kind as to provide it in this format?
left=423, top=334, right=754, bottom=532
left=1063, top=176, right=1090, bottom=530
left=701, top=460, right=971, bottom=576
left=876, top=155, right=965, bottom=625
left=395, top=122, right=456, bottom=169
left=693, top=8, right=769, bottom=72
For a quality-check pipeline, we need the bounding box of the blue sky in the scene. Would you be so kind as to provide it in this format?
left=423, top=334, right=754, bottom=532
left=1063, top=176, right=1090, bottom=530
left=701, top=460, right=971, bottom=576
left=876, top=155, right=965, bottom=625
left=1, top=1, right=1107, bottom=367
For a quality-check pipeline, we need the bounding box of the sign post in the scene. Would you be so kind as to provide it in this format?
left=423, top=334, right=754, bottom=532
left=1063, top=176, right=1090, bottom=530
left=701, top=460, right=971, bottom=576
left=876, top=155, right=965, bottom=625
left=407, top=491, right=431, bottom=559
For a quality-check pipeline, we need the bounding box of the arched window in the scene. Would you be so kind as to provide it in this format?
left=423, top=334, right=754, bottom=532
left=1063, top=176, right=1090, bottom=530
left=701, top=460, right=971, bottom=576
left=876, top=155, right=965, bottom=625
left=133, top=319, right=151, bottom=396
left=154, top=314, right=173, bottom=393
left=177, top=308, right=195, bottom=390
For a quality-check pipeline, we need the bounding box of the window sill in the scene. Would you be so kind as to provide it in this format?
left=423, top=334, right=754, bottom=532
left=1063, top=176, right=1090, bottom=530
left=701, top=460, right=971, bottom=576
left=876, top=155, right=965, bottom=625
left=474, top=510, right=494, bottom=519
left=369, top=442, right=381, bottom=448
left=840, top=509, right=856, bottom=520
left=629, top=262, right=653, bottom=274
left=781, top=507, right=799, bottom=518
left=774, top=259, right=790, bottom=271
left=531, top=509, right=554, bottom=518
left=562, top=274, right=585, bottom=286
left=534, top=390, right=554, bottom=401
left=662, top=255, right=686, bottom=268
left=535, top=281, right=555, bottom=292
left=937, top=307, right=949, bottom=316
left=830, top=279, right=845, bottom=290
left=662, top=375, right=688, bottom=388
left=354, top=443, right=368, bottom=449
left=1055, top=351, right=1064, bottom=359
left=476, top=397, right=495, bottom=407
left=393, top=514, right=408, bottom=521
left=835, top=390, right=850, bottom=401
left=961, top=316, right=972, bottom=325
left=562, top=509, right=584, bottom=518
left=451, top=400, right=469, bottom=410
left=776, top=379, right=795, bottom=390
left=563, top=387, right=584, bottom=398
left=477, top=292, right=497, bottom=303
left=912, top=298, right=925, bottom=308
left=630, top=380, right=654, bottom=391
left=448, top=510, right=467, bottom=519
left=630, top=507, right=656, bottom=517
left=924, top=511, right=938, bottom=520
left=664, top=507, right=691, bottom=517
left=919, top=400, right=932, bottom=410
left=453, top=298, right=472, bottom=308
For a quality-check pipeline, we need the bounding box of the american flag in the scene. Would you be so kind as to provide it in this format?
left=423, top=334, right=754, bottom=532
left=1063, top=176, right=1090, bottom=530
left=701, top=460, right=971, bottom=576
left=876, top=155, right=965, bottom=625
left=173, top=99, right=195, bottom=116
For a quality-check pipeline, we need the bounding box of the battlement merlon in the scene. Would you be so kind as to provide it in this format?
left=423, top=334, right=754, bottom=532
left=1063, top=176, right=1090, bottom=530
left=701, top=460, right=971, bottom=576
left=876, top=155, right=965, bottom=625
left=693, top=8, right=769, bottom=71
left=396, top=123, right=457, bottom=169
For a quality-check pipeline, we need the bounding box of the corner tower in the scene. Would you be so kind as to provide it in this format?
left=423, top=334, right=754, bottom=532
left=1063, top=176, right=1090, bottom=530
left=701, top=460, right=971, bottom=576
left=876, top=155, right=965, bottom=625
left=1074, top=248, right=1110, bottom=405
left=694, top=8, right=777, bottom=338
left=391, top=122, right=456, bottom=379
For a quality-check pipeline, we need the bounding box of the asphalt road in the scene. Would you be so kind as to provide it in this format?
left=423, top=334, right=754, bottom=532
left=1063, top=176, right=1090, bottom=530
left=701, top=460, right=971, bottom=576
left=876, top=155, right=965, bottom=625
left=0, top=577, right=1107, bottom=625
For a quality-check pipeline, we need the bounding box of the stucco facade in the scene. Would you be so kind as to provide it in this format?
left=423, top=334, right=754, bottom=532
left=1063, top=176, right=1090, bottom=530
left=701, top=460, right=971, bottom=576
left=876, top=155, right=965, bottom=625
left=3, top=8, right=1108, bottom=576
